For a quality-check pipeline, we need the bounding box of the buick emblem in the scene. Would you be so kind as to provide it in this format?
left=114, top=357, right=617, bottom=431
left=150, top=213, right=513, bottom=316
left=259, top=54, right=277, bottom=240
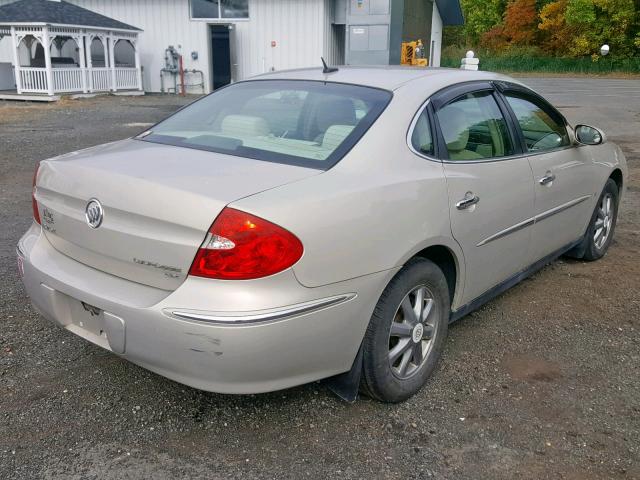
left=85, top=199, right=104, bottom=229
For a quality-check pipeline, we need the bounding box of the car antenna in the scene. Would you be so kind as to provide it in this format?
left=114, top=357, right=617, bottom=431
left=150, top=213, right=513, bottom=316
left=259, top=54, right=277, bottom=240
left=321, top=57, right=339, bottom=74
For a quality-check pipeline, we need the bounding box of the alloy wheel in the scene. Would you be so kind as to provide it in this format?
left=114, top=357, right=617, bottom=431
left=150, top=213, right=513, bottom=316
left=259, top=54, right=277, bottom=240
left=594, top=193, right=614, bottom=250
left=388, top=285, right=438, bottom=379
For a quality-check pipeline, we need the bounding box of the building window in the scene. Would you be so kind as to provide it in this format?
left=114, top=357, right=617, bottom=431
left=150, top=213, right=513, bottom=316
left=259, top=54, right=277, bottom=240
left=191, top=0, right=249, bottom=19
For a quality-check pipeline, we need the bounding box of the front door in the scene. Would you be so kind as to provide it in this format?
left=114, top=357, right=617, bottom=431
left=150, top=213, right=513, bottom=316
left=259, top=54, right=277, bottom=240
left=210, top=25, right=232, bottom=90
left=435, top=88, right=535, bottom=305
left=500, top=88, right=596, bottom=263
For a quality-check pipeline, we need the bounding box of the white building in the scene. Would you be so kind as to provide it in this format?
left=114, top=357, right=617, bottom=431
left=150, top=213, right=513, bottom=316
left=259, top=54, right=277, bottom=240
left=0, top=0, right=463, bottom=96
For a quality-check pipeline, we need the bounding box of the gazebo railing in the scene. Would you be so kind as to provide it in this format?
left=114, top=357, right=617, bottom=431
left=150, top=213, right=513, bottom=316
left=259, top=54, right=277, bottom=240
left=91, top=67, right=111, bottom=91
left=14, top=66, right=141, bottom=94
left=52, top=68, right=84, bottom=93
left=115, top=68, right=138, bottom=90
left=19, top=67, right=48, bottom=93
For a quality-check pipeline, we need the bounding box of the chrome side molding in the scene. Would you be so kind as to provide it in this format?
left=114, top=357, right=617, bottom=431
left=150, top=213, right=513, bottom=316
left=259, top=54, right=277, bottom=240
left=535, top=195, right=592, bottom=224
left=476, top=217, right=535, bottom=247
left=166, top=293, right=357, bottom=325
left=477, top=195, right=592, bottom=247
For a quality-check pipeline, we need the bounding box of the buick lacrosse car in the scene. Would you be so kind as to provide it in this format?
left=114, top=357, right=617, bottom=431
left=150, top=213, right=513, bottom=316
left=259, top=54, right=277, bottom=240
left=18, top=67, right=627, bottom=402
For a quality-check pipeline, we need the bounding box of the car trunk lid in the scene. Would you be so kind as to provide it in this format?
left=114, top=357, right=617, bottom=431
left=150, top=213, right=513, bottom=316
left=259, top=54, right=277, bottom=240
left=35, top=139, right=319, bottom=290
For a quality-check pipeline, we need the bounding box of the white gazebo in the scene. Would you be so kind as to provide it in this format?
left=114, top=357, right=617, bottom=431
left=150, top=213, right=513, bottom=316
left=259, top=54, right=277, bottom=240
left=0, top=0, right=142, bottom=98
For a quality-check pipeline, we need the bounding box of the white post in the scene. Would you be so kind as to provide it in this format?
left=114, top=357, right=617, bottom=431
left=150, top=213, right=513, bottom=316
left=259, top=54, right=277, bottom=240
left=86, top=35, right=94, bottom=92
left=42, top=26, right=54, bottom=95
left=108, top=35, right=117, bottom=91
left=10, top=26, right=22, bottom=94
left=134, top=40, right=143, bottom=91
left=78, top=34, right=88, bottom=93
left=429, top=2, right=443, bottom=67
left=460, top=51, right=480, bottom=71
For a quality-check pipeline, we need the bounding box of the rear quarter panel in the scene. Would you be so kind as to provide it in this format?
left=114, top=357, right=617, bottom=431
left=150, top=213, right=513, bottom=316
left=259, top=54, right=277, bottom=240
left=231, top=89, right=463, bottom=294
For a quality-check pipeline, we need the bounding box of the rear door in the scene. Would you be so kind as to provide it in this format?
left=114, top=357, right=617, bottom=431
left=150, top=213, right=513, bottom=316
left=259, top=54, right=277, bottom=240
left=432, top=83, right=535, bottom=305
left=498, top=85, right=596, bottom=263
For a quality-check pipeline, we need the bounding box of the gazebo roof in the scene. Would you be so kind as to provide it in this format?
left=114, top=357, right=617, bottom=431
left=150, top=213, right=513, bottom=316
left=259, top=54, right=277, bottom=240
left=0, top=0, right=141, bottom=32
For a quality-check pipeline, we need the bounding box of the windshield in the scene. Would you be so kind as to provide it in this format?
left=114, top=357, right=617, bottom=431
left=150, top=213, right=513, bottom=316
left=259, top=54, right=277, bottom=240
left=141, top=80, right=392, bottom=169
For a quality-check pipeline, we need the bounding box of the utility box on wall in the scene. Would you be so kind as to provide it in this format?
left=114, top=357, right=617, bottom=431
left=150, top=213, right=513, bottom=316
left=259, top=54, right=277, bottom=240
left=344, top=0, right=404, bottom=65
left=334, top=0, right=348, bottom=24
left=350, top=0, right=390, bottom=15
left=0, top=63, right=14, bottom=90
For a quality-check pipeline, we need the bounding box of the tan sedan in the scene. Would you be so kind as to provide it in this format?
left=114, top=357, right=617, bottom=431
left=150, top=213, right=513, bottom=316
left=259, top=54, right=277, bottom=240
left=18, top=67, right=627, bottom=402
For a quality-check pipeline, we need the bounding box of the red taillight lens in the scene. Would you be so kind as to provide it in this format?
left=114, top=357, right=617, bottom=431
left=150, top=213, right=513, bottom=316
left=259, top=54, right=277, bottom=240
left=189, top=207, right=304, bottom=280
left=32, top=162, right=41, bottom=225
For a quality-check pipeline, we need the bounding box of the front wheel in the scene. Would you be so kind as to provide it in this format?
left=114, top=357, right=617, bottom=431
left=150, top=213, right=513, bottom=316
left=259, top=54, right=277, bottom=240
left=361, top=258, right=450, bottom=403
left=582, top=179, right=619, bottom=261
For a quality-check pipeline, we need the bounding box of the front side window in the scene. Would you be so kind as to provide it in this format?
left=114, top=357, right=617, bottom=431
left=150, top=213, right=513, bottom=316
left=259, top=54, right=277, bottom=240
left=503, top=92, right=570, bottom=152
left=191, top=0, right=248, bottom=19
left=142, top=80, right=392, bottom=169
left=436, top=91, right=514, bottom=161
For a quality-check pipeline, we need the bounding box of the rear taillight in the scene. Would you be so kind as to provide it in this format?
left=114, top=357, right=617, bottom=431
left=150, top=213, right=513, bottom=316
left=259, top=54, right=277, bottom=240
left=189, top=207, right=303, bottom=280
left=32, top=162, right=41, bottom=225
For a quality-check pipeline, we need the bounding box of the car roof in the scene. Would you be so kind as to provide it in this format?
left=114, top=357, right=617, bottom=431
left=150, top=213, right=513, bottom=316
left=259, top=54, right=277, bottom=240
left=251, top=66, right=515, bottom=91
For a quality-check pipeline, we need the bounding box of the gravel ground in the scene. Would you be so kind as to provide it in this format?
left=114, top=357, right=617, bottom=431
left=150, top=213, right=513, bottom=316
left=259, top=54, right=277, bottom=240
left=1, top=81, right=639, bottom=480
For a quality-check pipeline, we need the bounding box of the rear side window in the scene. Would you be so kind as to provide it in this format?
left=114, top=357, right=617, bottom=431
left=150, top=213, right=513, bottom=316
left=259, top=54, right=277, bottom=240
left=503, top=92, right=570, bottom=152
left=436, top=92, right=514, bottom=161
left=142, top=80, right=392, bottom=170
left=411, top=108, right=434, bottom=156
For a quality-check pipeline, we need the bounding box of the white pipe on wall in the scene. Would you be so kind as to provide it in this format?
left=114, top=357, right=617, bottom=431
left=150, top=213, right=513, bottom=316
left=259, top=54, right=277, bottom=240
left=429, top=1, right=442, bottom=67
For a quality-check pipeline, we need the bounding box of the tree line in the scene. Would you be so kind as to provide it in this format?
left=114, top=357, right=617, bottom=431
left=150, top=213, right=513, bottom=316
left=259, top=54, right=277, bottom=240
left=446, top=0, right=639, bottom=58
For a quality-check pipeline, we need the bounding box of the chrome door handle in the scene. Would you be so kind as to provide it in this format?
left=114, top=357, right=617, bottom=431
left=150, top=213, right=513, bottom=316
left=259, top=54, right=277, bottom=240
left=539, top=172, right=556, bottom=186
left=456, top=192, right=480, bottom=210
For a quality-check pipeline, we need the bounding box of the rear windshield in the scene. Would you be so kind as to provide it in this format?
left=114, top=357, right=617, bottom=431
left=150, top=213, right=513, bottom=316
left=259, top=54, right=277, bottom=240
left=140, top=80, right=392, bottom=169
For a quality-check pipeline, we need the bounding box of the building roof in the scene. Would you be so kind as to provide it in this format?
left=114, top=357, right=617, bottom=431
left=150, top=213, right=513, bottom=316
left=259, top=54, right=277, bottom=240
left=254, top=66, right=509, bottom=91
left=436, top=0, right=464, bottom=26
left=0, top=0, right=141, bottom=31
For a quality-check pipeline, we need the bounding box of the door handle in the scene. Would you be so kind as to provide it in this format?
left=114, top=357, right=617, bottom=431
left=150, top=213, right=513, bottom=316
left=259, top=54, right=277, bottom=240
left=456, top=192, right=480, bottom=210
left=539, top=172, right=556, bottom=186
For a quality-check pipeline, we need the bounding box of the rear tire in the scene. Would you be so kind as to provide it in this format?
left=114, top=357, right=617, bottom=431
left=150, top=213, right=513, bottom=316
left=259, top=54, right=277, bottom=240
left=361, top=258, right=449, bottom=403
left=581, top=179, right=619, bottom=261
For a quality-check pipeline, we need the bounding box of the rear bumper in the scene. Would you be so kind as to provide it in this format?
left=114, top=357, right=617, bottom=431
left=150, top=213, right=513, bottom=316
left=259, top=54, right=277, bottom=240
left=17, top=223, right=395, bottom=394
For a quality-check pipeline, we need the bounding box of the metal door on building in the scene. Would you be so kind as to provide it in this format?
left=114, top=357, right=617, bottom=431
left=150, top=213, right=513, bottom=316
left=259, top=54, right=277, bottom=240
left=210, top=24, right=237, bottom=90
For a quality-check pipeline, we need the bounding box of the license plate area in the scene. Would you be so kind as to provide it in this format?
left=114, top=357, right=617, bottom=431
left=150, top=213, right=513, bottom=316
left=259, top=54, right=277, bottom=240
left=69, top=301, right=107, bottom=338
left=66, top=299, right=111, bottom=350
left=38, top=283, right=126, bottom=354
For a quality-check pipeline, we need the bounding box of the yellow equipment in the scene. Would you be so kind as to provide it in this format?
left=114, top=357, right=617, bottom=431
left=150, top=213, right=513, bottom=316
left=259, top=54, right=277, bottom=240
left=401, top=39, right=428, bottom=67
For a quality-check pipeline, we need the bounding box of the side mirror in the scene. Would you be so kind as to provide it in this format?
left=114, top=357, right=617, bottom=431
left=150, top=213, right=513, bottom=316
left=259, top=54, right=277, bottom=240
left=575, top=125, right=606, bottom=146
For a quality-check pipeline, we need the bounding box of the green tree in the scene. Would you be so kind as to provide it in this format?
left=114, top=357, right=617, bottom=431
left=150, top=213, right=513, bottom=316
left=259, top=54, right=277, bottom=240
left=480, top=0, right=540, bottom=50
left=595, top=0, right=637, bottom=57
left=539, top=0, right=576, bottom=55
left=565, top=0, right=596, bottom=25
left=459, top=0, right=507, bottom=43
left=565, top=0, right=637, bottom=56
left=502, top=0, right=540, bottom=45
left=449, top=0, right=639, bottom=58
